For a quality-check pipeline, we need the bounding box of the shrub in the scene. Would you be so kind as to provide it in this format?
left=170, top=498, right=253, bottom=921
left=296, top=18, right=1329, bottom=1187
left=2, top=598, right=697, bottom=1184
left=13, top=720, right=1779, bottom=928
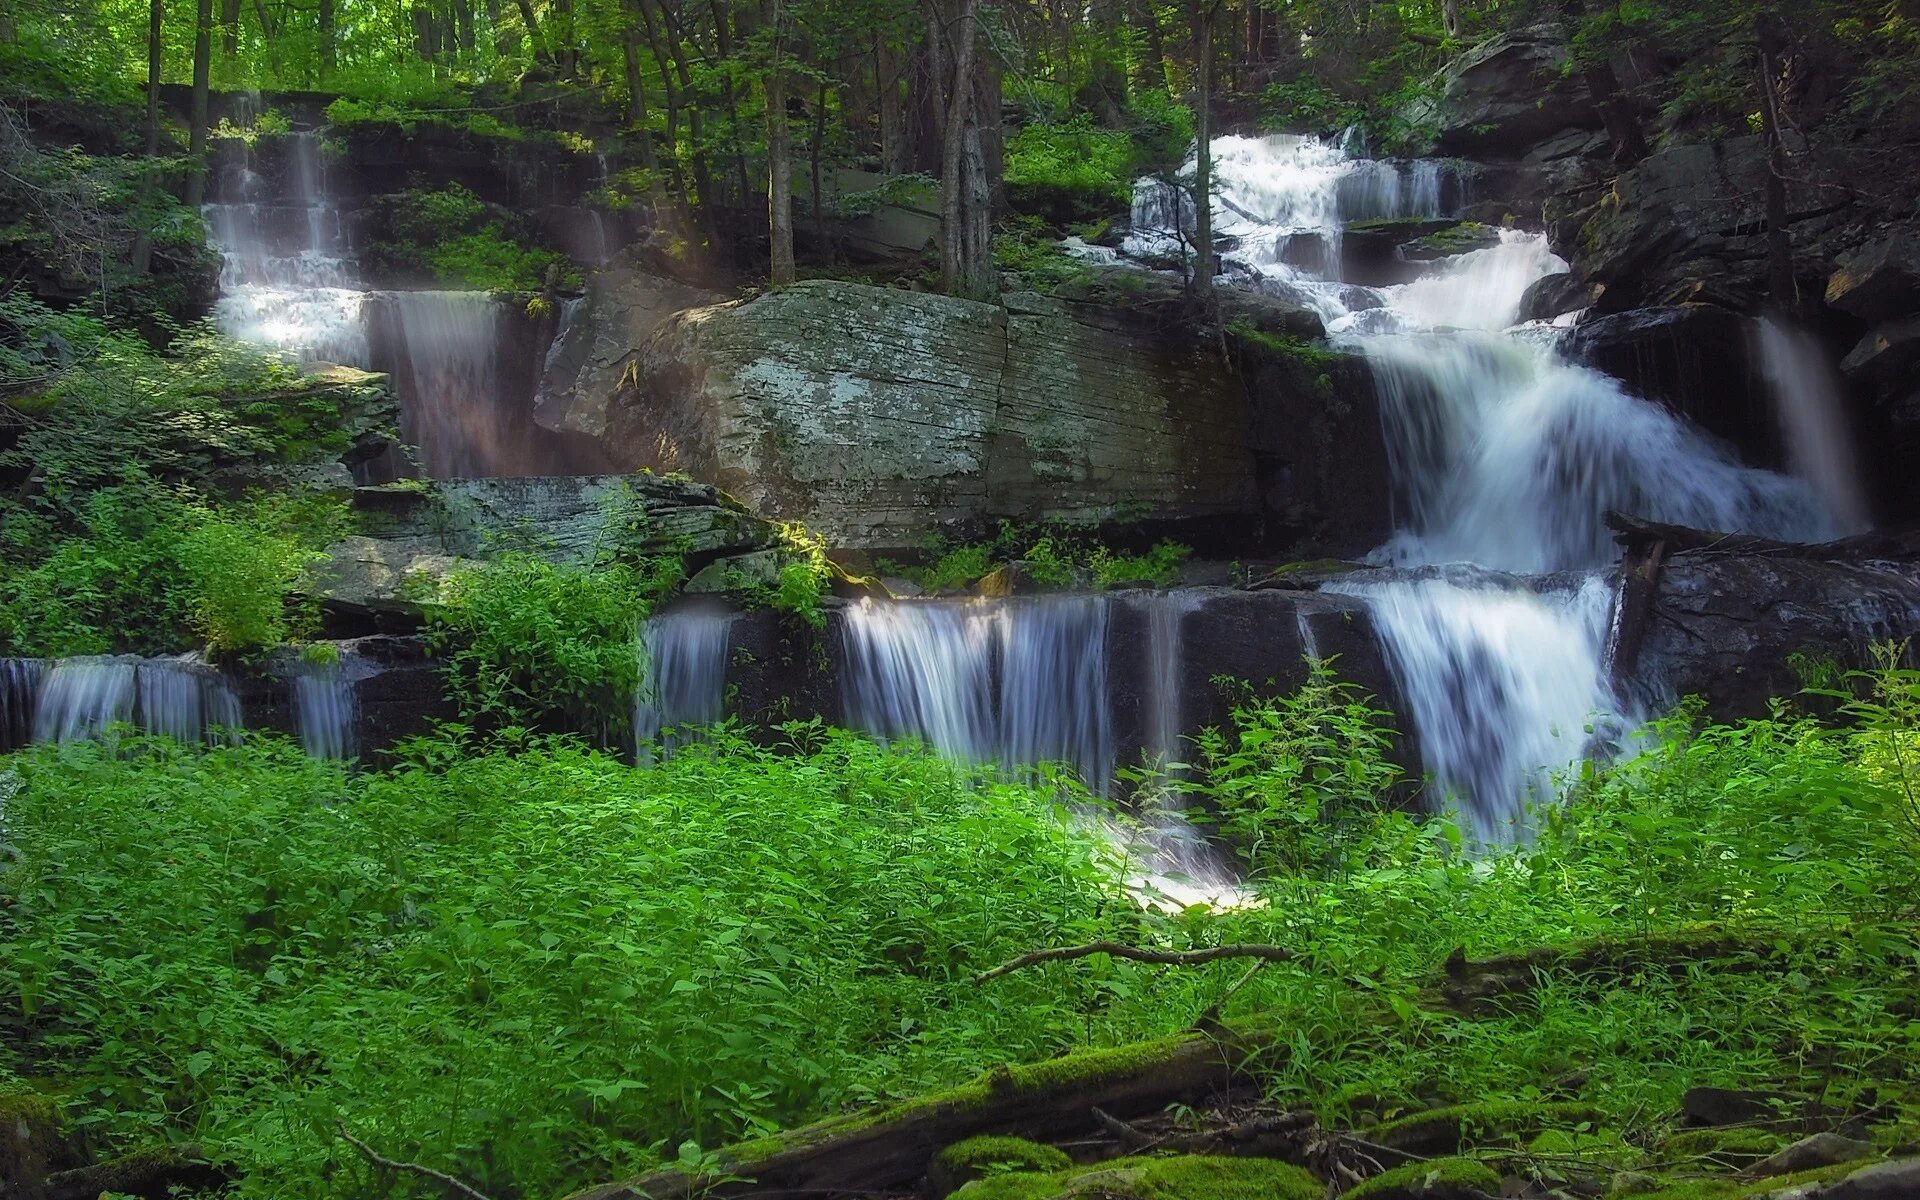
left=1004, top=115, right=1137, bottom=225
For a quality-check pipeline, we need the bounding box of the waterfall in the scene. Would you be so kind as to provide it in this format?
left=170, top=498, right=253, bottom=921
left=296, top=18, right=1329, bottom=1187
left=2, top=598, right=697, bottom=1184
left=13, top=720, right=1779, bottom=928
left=1327, top=574, right=1623, bottom=839
left=1756, top=317, right=1872, bottom=536
left=136, top=658, right=244, bottom=745
left=1134, top=132, right=1848, bottom=835
left=634, top=608, right=735, bottom=762
left=840, top=597, right=1115, bottom=791
left=32, top=658, right=137, bottom=744
left=292, top=664, right=357, bottom=760
left=387, top=291, right=506, bottom=478
left=1, top=659, right=46, bottom=751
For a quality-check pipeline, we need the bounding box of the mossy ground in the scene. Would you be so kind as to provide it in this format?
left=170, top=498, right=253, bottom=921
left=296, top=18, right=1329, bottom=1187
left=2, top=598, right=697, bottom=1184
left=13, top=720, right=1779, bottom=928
left=1342, top=1155, right=1502, bottom=1199
left=956, top=1154, right=1321, bottom=1200
left=1367, top=1100, right=1605, bottom=1155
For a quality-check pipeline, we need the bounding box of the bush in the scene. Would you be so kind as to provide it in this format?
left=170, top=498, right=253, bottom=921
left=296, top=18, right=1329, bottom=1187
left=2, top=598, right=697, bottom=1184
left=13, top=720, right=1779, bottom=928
left=0, top=730, right=1127, bottom=1198
left=370, top=184, right=575, bottom=292
left=1004, top=115, right=1137, bottom=226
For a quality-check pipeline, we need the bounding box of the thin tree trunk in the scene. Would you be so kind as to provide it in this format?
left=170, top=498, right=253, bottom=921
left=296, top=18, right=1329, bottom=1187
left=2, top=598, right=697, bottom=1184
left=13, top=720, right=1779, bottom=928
left=221, top=0, right=241, bottom=56
left=551, top=0, right=578, bottom=74
left=185, top=0, right=215, bottom=210
left=810, top=79, right=828, bottom=233
left=1130, top=0, right=1167, bottom=90
left=319, top=0, right=336, bottom=72
left=876, top=36, right=909, bottom=172
left=513, top=0, right=549, bottom=63
left=764, top=0, right=795, bottom=284
left=935, top=0, right=990, bottom=299
left=713, top=0, right=753, bottom=208
left=1757, top=15, right=1796, bottom=314
left=619, top=0, right=657, bottom=168
left=133, top=0, right=164, bottom=276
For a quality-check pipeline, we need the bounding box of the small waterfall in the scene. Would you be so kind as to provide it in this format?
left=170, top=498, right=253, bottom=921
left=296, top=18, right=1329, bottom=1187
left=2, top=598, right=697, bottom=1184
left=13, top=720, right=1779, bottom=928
left=1, top=659, right=46, bottom=750
left=387, top=291, right=506, bottom=478
left=633, top=608, right=734, bottom=762
left=1756, top=317, right=1872, bottom=536
left=840, top=597, right=1115, bottom=791
left=32, top=658, right=137, bottom=744
left=136, top=658, right=244, bottom=745
left=292, top=665, right=358, bottom=760
left=1328, top=574, right=1624, bottom=840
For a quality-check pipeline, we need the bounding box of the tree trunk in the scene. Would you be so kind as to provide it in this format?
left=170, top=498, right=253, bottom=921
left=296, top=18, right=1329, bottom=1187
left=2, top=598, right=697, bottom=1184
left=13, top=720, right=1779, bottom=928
left=1442, top=0, right=1459, bottom=38
left=1188, top=0, right=1216, bottom=303
left=513, top=0, right=549, bottom=63
left=934, top=0, right=990, bottom=298
left=764, top=0, right=795, bottom=284
left=1757, top=15, right=1796, bottom=314
left=319, top=0, right=336, bottom=72
left=810, top=80, right=828, bottom=235
left=619, top=0, right=657, bottom=167
left=133, top=0, right=164, bottom=276
left=552, top=0, right=578, bottom=74
left=877, top=36, right=909, bottom=173
left=221, top=0, right=241, bottom=57
left=185, top=0, right=215, bottom=209
left=456, top=0, right=476, bottom=51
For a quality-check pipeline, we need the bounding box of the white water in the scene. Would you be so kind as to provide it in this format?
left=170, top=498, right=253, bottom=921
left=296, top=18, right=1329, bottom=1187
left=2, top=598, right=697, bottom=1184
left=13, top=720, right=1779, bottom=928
left=840, top=596, right=1114, bottom=792
left=633, top=608, right=734, bottom=762
left=292, top=664, right=357, bottom=760
left=32, top=658, right=137, bottom=743
left=1129, top=132, right=1854, bottom=833
left=1757, top=317, right=1872, bottom=536
left=1, top=659, right=47, bottom=749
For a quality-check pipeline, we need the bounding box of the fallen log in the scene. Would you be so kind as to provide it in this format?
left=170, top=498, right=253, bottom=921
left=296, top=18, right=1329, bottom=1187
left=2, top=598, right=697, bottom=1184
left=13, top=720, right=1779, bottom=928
left=562, top=1021, right=1281, bottom=1200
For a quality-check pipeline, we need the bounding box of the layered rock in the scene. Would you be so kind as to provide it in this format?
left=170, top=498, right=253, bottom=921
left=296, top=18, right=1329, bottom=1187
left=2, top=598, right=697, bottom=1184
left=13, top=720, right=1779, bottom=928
left=1425, top=25, right=1601, bottom=157
left=593, top=279, right=1265, bottom=551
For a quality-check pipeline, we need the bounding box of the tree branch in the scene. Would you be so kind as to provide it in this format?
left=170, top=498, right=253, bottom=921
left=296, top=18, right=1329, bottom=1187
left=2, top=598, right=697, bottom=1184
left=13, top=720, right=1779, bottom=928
left=336, top=1123, right=499, bottom=1200
left=974, top=941, right=1298, bottom=983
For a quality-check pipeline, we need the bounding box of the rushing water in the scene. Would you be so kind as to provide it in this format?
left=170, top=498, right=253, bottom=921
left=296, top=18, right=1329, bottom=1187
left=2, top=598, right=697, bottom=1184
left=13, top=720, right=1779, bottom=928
left=291, top=661, right=358, bottom=760
left=1129, top=132, right=1851, bottom=835
left=839, top=596, right=1115, bottom=791
left=203, top=126, right=604, bottom=478
left=633, top=608, right=735, bottom=762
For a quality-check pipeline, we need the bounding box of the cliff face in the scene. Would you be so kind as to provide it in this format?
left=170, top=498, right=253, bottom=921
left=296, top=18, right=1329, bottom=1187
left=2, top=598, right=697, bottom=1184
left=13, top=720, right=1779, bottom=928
left=581, top=279, right=1264, bottom=550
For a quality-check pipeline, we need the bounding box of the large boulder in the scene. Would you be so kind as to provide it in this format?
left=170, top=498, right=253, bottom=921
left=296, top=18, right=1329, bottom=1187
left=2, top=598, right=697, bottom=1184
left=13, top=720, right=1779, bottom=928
left=534, top=259, right=726, bottom=439
left=1572, top=135, right=1856, bottom=311
left=600, top=280, right=1263, bottom=550
left=1430, top=25, right=1602, bottom=157
left=1565, top=305, right=1781, bottom=468
left=1826, top=231, right=1920, bottom=322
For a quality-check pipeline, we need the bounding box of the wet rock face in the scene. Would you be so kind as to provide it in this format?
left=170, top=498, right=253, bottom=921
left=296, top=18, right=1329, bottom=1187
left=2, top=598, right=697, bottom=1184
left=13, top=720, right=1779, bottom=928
left=534, top=261, right=726, bottom=440
left=1626, top=554, right=1920, bottom=721
left=1565, top=305, right=1782, bottom=469
left=1572, top=134, right=1856, bottom=312
left=1826, top=232, right=1920, bottom=322
left=603, top=279, right=1261, bottom=551
left=1428, top=25, right=1601, bottom=157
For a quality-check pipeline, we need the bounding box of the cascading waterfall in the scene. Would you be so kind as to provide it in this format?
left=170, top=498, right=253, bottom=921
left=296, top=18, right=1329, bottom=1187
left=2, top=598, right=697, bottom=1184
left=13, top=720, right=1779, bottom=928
left=136, top=658, right=245, bottom=746
left=839, top=597, right=1114, bottom=791
left=203, top=125, right=600, bottom=478
left=633, top=608, right=735, bottom=762
left=1134, top=132, right=1855, bottom=834
left=32, top=658, right=137, bottom=744
left=292, top=664, right=357, bottom=760
left=1, top=659, right=47, bottom=750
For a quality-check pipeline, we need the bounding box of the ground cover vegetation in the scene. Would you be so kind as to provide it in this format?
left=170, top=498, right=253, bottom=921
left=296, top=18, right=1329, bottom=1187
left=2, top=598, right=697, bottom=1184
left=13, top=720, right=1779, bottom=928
left=2, top=658, right=1917, bottom=1197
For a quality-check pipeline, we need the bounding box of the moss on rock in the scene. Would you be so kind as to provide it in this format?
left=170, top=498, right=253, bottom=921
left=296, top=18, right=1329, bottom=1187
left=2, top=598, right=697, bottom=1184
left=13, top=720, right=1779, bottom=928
left=931, top=1137, right=1075, bottom=1198
left=1658, top=1127, right=1785, bottom=1168
left=958, top=1155, right=1322, bottom=1200
left=0, top=1085, right=60, bottom=1194
left=1368, top=1100, right=1605, bottom=1155
left=1342, top=1156, right=1502, bottom=1199
left=1631, top=1158, right=1867, bottom=1199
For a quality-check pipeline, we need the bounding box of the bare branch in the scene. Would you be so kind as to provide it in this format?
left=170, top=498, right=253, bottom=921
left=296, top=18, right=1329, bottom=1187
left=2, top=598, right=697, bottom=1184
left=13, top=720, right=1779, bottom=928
left=335, top=1123, right=500, bottom=1200
left=974, top=941, right=1298, bottom=983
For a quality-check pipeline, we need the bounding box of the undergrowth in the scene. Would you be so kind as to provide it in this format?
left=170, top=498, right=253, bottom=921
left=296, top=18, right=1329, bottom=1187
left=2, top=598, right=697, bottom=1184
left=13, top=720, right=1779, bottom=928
left=2, top=664, right=1917, bottom=1196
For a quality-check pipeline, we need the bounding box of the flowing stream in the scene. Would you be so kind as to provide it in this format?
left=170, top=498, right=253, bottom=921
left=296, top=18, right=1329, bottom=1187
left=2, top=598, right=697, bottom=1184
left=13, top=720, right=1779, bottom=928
left=1131, top=133, right=1853, bottom=838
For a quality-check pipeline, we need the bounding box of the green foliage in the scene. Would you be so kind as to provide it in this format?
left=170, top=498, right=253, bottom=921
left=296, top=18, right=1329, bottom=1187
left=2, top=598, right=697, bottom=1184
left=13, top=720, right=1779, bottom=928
left=371, top=183, right=576, bottom=292
left=1005, top=115, right=1137, bottom=224
left=882, top=520, right=1191, bottom=593
left=0, top=485, right=345, bottom=658
left=0, top=729, right=1124, bottom=1198
left=1090, top=540, right=1189, bottom=589
left=420, top=551, right=683, bottom=734
left=1185, top=660, right=1405, bottom=876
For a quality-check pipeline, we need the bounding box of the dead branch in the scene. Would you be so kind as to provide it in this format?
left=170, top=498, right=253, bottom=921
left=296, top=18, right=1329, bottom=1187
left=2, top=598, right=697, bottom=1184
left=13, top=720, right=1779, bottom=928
left=975, top=941, right=1298, bottom=983
left=336, top=1122, right=500, bottom=1200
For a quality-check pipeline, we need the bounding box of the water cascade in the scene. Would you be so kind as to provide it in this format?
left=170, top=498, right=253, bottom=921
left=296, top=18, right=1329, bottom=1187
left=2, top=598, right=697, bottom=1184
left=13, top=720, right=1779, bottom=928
left=1756, top=317, right=1873, bottom=536
left=1, top=659, right=47, bottom=750
left=32, top=658, right=137, bottom=744
left=135, top=658, right=245, bottom=746
left=633, top=608, right=735, bottom=761
left=204, top=125, right=603, bottom=477
left=1135, top=133, right=1852, bottom=835
left=291, top=664, right=358, bottom=760
left=840, top=597, right=1115, bottom=791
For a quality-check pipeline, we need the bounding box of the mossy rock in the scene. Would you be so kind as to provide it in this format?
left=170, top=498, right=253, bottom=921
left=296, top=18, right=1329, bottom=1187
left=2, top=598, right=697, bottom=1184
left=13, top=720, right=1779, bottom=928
left=0, top=1085, right=60, bottom=1193
left=1367, top=1100, right=1605, bottom=1156
left=1342, top=1155, right=1501, bottom=1199
left=1631, top=1158, right=1867, bottom=1199
left=1658, top=1127, right=1785, bottom=1169
left=959, top=1154, right=1322, bottom=1200
left=931, top=1137, right=1073, bottom=1198
left=1527, top=1126, right=1642, bottom=1169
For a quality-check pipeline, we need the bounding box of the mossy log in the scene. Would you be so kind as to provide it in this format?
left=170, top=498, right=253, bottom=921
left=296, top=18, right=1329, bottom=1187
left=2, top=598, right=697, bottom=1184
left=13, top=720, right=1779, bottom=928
left=42, top=1144, right=225, bottom=1200
left=564, top=1023, right=1278, bottom=1200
